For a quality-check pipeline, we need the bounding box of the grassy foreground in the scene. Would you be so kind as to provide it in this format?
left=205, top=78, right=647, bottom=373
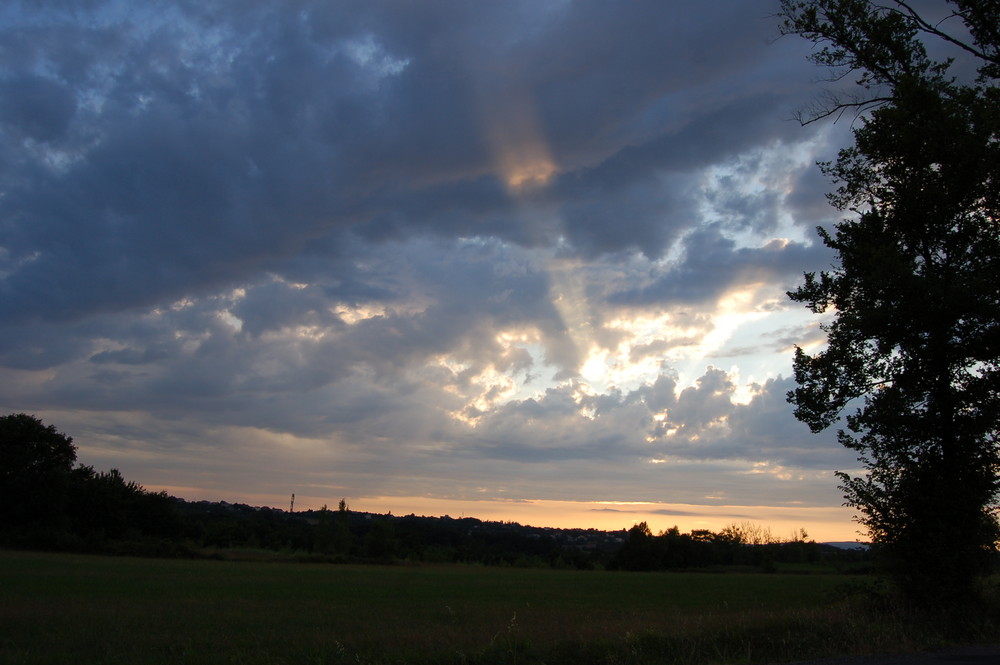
left=0, top=550, right=994, bottom=665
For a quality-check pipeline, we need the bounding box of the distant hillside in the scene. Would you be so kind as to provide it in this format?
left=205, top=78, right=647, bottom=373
left=823, top=541, right=870, bottom=550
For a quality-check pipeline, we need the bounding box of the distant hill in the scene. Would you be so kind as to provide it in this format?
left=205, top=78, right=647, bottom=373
left=823, top=541, right=870, bottom=550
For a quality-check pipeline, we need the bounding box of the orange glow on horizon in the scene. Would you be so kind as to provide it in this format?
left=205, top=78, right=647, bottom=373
left=149, top=486, right=861, bottom=543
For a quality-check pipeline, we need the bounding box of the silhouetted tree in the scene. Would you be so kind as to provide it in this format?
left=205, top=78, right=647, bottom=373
left=364, top=515, right=398, bottom=560
left=0, top=413, right=77, bottom=535
left=313, top=504, right=334, bottom=554
left=333, top=498, right=353, bottom=555
left=779, top=0, right=1000, bottom=604
left=69, top=467, right=181, bottom=542
left=611, top=522, right=660, bottom=571
left=1, top=413, right=183, bottom=550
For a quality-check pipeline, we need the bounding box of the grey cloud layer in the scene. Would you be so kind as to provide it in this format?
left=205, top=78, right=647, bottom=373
left=1, top=0, right=824, bottom=319
left=0, top=0, right=854, bottom=511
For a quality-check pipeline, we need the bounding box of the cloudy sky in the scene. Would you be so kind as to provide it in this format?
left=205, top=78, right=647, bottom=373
left=0, top=0, right=867, bottom=540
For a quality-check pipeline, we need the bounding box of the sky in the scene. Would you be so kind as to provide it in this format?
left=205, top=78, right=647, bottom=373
left=0, top=0, right=869, bottom=541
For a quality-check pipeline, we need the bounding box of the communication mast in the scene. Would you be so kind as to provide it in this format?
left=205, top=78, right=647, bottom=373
left=289, top=493, right=295, bottom=513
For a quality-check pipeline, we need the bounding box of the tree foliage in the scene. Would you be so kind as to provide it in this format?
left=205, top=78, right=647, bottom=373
left=609, top=522, right=826, bottom=572
left=0, top=413, right=77, bottom=480
left=0, top=413, right=78, bottom=530
left=779, top=0, right=1000, bottom=603
left=0, top=413, right=181, bottom=550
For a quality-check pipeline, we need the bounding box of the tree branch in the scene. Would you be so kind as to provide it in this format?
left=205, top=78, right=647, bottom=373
left=892, top=0, right=1000, bottom=67
left=796, top=94, right=893, bottom=126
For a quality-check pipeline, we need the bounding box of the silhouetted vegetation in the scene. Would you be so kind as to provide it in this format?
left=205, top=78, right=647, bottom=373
left=1, top=412, right=876, bottom=572
left=779, top=0, right=1000, bottom=606
left=608, top=521, right=869, bottom=573
left=0, top=413, right=184, bottom=554
left=171, top=499, right=628, bottom=568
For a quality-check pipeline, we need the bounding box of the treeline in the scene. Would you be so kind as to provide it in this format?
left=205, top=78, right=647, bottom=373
left=2, top=413, right=869, bottom=570
left=607, top=521, right=848, bottom=572
left=176, top=504, right=869, bottom=571
left=0, top=414, right=623, bottom=566
left=174, top=499, right=620, bottom=569
left=0, top=414, right=183, bottom=554
left=2, top=463, right=183, bottom=555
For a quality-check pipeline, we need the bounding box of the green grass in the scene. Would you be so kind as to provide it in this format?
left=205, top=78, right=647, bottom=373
left=0, top=550, right=994, bottom=664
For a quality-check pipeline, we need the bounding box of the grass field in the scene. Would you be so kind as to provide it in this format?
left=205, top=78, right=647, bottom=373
left=0, top=550, right=994, bottom=665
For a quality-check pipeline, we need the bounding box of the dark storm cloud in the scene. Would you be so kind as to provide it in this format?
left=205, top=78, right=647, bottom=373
left=455, top=367, right=851, bottom=474
left=0, top=1, right=860, bottom=521
left=609, top=228, right=833, bottom=307
left=0, top=0, right=826, bottom=326
left=549, top=90, right=818, bottom=258
left=642, top=372, right=848, bottom=469
left=231, top=280, right=344, bottom=339
left=0, top=75, right=77, bottom=142
left=5, top=236, right=566, bottom=429
left=1, top=1, right=393, bottom=322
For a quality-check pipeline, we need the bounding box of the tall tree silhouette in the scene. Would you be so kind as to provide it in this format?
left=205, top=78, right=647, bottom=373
left=779, top=0, right=1000, bottom=604
left=0, top=413, right=77, bottom=534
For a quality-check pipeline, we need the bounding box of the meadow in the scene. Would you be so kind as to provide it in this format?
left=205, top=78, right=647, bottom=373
left=0, top=550, right=995, bottom=665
